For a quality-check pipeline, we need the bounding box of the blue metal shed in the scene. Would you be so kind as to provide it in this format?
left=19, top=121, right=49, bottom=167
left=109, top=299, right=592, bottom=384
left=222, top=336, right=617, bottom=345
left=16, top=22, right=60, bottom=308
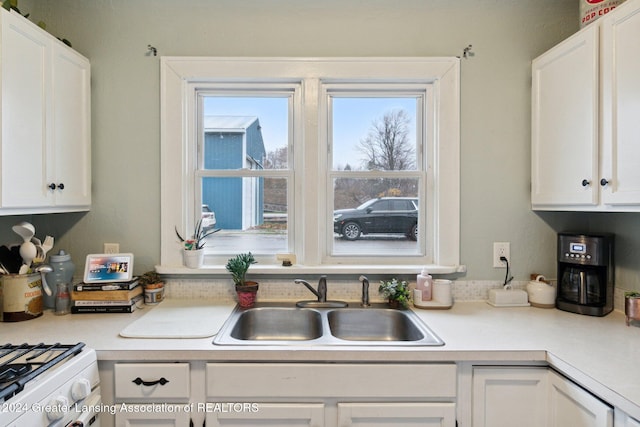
left=202, top=116, right=266, bottom=230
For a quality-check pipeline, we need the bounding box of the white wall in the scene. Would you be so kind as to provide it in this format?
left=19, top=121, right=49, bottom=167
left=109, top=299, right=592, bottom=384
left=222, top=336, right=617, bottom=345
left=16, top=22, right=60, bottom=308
left=14, top=0, right=632, bottom=286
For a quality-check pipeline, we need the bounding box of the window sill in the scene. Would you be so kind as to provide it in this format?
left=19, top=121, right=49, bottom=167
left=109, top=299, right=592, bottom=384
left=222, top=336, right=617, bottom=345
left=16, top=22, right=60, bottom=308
left=156, top=264, right=466, bottom=276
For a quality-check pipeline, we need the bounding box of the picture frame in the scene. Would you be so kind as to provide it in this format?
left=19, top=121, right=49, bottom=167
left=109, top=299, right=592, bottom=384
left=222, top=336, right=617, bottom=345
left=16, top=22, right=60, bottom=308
left=84, top=253, right=134, bottom=283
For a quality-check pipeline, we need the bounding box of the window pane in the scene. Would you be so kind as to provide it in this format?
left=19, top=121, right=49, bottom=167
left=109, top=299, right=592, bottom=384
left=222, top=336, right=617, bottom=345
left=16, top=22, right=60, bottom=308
left=332, top=97, right=417, bottom=171
left=202, top=177, right=288, bottom=254
left=332, top=177, right=421, bottom=256
left=204, top=96, right=289, bottom=170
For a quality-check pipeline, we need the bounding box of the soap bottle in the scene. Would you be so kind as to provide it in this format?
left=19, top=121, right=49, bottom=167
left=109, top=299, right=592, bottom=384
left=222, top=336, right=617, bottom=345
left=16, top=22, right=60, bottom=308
left=416, top=268, right=432, bottom=301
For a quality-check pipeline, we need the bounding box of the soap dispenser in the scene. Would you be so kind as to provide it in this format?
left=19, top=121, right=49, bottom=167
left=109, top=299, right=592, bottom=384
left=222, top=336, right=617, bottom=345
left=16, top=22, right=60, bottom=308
left=415, top=268, right=432, bottom=301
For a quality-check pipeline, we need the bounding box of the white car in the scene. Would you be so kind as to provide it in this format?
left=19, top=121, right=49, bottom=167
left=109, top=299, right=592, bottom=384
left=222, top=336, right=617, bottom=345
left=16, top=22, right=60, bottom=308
left=201, top=204, right=216, bottom=231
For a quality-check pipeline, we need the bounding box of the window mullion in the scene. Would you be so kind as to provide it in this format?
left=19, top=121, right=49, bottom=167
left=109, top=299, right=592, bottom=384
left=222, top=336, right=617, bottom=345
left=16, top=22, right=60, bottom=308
left=298, top=77, right=321, bottom=265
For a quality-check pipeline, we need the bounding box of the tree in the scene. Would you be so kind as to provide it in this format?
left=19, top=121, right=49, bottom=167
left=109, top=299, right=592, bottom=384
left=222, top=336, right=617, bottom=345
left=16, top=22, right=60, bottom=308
left=263, top=146, right=288, bottom=169
left=358, top=109, right=415, bottom=171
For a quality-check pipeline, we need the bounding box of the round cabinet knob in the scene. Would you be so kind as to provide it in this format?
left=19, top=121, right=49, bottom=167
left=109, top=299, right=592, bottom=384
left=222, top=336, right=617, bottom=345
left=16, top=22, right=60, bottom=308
left=581, top=179, right=591, bottom=187
left=71, top=378, right=92, bottom=400
left=47, top=183, right=65, bottom=190
left=600, top=178, right=609, bottom=187
left=45, top=395, right=69, bottom=421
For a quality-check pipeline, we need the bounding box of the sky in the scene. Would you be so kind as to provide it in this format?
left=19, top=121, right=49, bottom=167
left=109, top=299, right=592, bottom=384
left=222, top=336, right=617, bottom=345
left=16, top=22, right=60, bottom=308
left=204, top=96, right=417, bottom=169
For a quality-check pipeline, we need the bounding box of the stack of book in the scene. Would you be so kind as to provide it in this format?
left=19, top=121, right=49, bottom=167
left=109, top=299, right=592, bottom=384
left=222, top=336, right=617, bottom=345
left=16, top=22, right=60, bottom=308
left=71, top=277, right=142, bottom=313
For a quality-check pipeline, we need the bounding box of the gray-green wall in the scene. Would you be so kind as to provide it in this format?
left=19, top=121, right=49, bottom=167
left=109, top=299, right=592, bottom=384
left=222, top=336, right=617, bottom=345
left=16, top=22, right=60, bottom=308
left=2, top=0, right=637, bottom=290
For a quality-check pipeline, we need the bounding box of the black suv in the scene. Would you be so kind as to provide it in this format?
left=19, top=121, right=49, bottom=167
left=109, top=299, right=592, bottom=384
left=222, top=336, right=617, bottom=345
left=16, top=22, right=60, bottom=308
left=333, top=197, right=418, bottom=241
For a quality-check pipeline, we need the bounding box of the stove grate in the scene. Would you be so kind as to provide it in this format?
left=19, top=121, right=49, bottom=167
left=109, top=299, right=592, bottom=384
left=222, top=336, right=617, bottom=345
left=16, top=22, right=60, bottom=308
left=0, top=342, right=85, bottom=402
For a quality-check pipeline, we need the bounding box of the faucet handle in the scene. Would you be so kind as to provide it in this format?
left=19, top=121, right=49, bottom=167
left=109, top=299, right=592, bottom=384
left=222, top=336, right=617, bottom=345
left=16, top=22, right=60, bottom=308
left=359, top=275, right=370, bottom=307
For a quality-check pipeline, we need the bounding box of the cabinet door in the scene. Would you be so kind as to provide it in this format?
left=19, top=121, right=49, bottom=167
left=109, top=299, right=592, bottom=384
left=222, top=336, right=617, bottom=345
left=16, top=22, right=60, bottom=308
left=600, top=0, right=640, bottom=206
left=614, top=408, right=640, bottom=427
left=114, top=363, right=190, bottom=399
left=115, top=410, right=191, bottom=427
left=0, top=10, right=51, bottom=208
left=472, top=366, right=548, bottom=427
left=50, top=42, right=91, bottom=207
left=206, top=403, right=324, bottom=427
left=338, top=402, right=456, bottom=427
left=549, top=370, right=613, bottom=427
left=531, top=24, right=599, bottom=208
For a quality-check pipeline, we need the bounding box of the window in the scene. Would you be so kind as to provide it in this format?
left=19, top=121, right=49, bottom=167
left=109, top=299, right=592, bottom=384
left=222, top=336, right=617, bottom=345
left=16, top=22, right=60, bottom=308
left=198, top=92, right=295, bottom=255
left=160, top=58, right=460, bottom=273
left=326, top=90, right=425, bottom=259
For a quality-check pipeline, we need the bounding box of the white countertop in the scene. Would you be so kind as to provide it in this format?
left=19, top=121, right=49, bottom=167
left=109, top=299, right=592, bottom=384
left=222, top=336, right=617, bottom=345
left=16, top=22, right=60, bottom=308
left=2, top=300, right=639, bottom=418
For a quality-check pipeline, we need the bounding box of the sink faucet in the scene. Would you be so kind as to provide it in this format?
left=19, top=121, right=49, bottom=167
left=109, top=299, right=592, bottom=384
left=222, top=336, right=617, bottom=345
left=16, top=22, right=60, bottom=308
left=295, top=276, right=327, bottom=302
left=359, top=275, right=370, bottom=307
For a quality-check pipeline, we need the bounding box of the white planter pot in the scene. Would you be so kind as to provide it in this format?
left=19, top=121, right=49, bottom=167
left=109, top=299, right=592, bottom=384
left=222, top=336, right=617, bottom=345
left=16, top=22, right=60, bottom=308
left=183, top=249, right=204, bottom=269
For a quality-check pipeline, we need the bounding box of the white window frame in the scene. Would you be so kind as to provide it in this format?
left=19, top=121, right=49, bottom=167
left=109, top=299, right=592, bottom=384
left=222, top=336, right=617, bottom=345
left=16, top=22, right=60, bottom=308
left=159, top=57, right=462, bottom=275
left=195, top=86, right=299, bottom=254
left=322, top=85, right=431, bottom=264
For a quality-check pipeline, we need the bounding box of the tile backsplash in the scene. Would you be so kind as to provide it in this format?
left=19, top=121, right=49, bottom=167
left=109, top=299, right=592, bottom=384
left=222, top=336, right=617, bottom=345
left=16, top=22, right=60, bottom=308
left=163, top=277, right=629, bottom=312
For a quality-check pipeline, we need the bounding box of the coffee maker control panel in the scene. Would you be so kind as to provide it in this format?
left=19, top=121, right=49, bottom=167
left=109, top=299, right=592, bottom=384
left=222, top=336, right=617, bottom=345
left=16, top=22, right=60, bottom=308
left=558, top=234, right=609, bottom=266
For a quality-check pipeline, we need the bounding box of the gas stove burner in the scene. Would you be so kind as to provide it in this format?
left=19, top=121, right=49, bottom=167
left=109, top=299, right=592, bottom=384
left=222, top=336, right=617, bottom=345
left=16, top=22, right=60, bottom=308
left=0, top=363, right=32, bottom=383
left=0, top=342, right=86, bottom=402
left=0, top=342, right=99, bottom=426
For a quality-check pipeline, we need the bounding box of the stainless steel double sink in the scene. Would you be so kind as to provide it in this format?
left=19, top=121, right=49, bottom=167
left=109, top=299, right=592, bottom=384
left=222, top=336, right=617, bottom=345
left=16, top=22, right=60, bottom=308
left=213, top=302, right=444, bottom=346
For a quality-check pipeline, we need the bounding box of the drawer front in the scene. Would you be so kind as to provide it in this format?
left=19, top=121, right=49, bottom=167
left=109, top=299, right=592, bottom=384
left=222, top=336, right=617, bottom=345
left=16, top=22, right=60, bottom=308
left=115, top=363, right=190, bottom=399
left=206, top=363, right=456, bottom=399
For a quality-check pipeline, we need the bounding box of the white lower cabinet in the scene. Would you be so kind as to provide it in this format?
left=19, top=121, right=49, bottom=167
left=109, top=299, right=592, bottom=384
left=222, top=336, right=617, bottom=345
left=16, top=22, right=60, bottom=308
left=205, top=363, right=457, bottom=427
left=100, top=360, right=637, bottom=427
left=114, top=410, right=191, bottom=427
left=207, top=403, right=324, bottom=426
left=548, top=370, right=613, bottom=427
left=470, top=366, right=613, bottom=427
left=337, top=402, right=456, bottom=427
left=113, top=363, right=193, bottom=427
left=471, top=366, right=548, bottom=427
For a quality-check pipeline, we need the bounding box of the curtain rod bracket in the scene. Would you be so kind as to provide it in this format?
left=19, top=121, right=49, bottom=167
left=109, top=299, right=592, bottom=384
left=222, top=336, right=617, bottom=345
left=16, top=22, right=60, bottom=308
left=460, top=44, right=474, bottom=59
left=147, top=45, right=157, bottom=57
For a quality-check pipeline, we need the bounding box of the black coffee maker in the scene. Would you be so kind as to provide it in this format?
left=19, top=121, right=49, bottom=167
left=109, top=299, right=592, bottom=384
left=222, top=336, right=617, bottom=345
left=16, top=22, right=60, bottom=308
left=557, top=232, right=614, bottom=316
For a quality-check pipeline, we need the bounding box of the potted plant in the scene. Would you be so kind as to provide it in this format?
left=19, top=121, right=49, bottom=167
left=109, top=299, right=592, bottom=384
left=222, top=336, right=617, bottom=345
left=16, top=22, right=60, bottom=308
left=226, top=252, right=258, bottom=308
left=139, top=271, right=162, bottom=289
left=625, top=291, right=640, bottom=326
left=379, top=278, right=411, bottom=309
left=139, top=271, right=164, bottom=305
left=175, top=219, right=219, bottom=268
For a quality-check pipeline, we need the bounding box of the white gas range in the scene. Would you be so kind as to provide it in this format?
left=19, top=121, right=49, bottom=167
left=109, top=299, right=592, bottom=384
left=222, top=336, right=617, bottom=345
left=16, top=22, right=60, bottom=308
left=0, top=343, right=101, bottom=427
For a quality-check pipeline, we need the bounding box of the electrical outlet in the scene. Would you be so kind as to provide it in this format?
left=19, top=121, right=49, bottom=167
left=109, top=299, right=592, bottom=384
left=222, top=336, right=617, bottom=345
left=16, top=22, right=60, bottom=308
left=104, top=243, right=120, bottom=254
left=493, top=242, right=510, bottom=268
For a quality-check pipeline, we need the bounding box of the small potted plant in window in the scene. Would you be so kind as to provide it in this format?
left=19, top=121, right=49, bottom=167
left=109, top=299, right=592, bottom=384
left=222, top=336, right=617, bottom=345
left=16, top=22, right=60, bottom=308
left=379, top=278, right=411, bottom=309
left=625, top=291, right=640, bottom=326
left=226, top=252, right=258, bottom=308
left=175, top=219, right=219, bottom=268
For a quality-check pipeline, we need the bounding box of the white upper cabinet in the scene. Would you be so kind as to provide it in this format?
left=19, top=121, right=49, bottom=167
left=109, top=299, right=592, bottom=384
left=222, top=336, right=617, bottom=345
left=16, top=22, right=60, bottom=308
left=600, top=0, right=640, bottom=206
left=531, top=0, right=640, bottom=211
left=532, top=24, right=599, bottom=208
left=0, top=9, right=90, bottom=214
left=49, top=43, right=91, bottom=207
